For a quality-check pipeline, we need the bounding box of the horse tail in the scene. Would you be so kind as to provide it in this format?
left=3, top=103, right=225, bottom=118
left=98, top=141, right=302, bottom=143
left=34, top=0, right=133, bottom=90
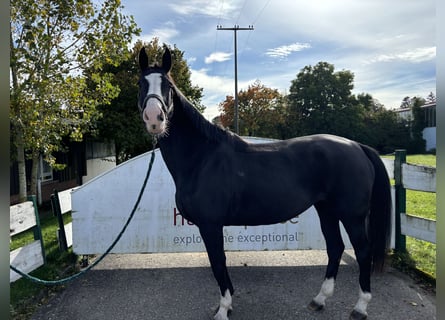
left=360, top=144, right=392, bottom=272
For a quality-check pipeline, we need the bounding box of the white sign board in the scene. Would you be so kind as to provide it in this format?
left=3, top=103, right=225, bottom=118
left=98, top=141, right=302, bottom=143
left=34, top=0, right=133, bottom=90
left=72, top=137, right=352, bottom=254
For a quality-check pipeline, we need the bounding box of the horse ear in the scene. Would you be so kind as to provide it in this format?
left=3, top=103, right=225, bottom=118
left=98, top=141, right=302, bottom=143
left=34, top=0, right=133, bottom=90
left=139, top=47, right=149, bottom=70
left=161, top=47, right=172, bottom=73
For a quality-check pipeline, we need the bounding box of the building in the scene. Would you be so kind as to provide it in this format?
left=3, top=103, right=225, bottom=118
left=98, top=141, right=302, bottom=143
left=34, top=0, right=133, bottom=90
left=393, top=102, right=436, bottom=152
left=10, top=139, right=116, bottom=205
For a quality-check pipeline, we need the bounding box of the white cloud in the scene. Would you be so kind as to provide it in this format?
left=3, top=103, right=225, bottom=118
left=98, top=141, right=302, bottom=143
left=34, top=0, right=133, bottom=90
left=205, top=52, right=232, bottom=64
left=126, top=0, right=435, bottom=114
left=190, top=68, right=237, bottom=120
left=138, top=23, right=179, bottom=45
left=266, top=43, right=312, bottom=58
left=187, top=56, right=197, bottom=65
left=169, top=0, right=237, bottom=18
left=370, top=47, right=436, bottom=64
left=190, top=68, right=234, bottom=99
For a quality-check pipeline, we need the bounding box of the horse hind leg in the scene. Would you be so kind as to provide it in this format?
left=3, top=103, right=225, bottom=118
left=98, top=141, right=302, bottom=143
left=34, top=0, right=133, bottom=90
left=342, top=217, right=373, bottom=320
left=199, top=225, right=234, bottom=320
left=309, top=209, right=345, bottom=311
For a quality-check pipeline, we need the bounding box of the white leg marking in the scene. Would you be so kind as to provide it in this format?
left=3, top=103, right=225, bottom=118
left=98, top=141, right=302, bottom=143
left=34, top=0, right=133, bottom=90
left=214, top=289, right=232, bottom=320
left=353, top=288, right=372, bottom=316
left=312, top=278, right=335, bottom=307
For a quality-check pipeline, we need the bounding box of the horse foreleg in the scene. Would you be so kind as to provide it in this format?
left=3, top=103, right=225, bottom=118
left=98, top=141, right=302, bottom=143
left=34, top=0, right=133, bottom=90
left=214, top=289, right=232, bottom=320
left=199, top=225, right=234, bottom=320
left=308, top=277, right=335, bottom=311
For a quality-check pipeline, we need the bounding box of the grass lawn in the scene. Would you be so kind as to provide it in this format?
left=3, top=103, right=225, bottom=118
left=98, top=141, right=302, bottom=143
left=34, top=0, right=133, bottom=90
left=10, top=208, right=78, bottom=320
left=383, top=154, right=436, bottom=279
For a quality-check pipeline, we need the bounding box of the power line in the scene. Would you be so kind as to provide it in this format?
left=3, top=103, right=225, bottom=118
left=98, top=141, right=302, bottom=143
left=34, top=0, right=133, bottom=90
left=243, top=0, right=271, bottom=49
left=252, top=0, right=271, bottom=25
left=239, top=0, right=271, bottom=65
left=235, top=0, right=248, bottom=25
left=217, top=25, right=254, bottom=134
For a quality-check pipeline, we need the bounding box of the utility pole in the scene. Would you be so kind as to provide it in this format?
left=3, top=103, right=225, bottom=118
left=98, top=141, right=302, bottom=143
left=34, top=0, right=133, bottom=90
left=217, top=25, right=254, bottom=134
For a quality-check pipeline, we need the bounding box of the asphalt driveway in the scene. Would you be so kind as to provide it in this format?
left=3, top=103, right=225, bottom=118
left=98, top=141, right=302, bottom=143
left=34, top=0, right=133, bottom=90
left=30, top=250, right=435, bottom=320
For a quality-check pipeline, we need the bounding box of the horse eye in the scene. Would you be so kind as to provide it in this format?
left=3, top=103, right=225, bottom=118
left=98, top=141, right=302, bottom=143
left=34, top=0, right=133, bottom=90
left=158, top=114, right=164, bottom=121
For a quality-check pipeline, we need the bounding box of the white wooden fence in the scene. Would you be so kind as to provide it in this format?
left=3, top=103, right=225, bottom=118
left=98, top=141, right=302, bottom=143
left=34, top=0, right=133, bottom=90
left=398, top=161, right=436, bottom=244
left=51, top=188, right=77, bottom=250
left=382, top=150, right=436, bottom=249
left=9, top=196, right=45, bottom=282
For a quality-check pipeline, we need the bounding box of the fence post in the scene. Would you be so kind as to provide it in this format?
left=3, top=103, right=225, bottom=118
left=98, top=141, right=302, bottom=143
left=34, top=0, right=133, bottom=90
left=28, top=194, right=47, bottom=264
left=394, top=149, right=407, bottom=252
left=51, top=189, right=68, bottom=251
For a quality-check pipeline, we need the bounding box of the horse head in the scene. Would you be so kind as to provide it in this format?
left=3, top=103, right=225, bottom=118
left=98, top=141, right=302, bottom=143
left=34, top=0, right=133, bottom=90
left=138, top=47, right=174, bottom=136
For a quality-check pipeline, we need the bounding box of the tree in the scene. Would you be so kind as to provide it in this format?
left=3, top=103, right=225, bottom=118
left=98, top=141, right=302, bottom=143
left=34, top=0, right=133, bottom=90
left=10, top=0, right=140, bottom=201
left=362, top=109, right=410, bottom=154
left=285, top=62, right=412, bottom=153
left=409, top=96, right=427, bottom=153
left=287, top=62, right=357, bottom=137
left=426, top=91, right=436, bottom=103
left=95, top=38, right=205, bottom=163
left=400, top=96, right=411, bottom=109
left=219, top=80, right=285, bottom=138
left=355, top=93, right=383, bottom=113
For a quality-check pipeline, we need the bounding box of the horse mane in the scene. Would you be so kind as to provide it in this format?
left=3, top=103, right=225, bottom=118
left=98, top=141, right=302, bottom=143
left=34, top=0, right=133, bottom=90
left=168, top=75, right=247, bottom=147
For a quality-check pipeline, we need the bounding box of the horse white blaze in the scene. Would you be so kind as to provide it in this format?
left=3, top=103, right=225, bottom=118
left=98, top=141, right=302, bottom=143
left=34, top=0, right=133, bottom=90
left=143, top=73, right=166, bottom=134
left=353, top=288, right=372, bottom=316
left=313, top=277, right=335, bottom=306
left=214, top=289, right=232, bottom=320
left=145, top=73, right=163, bottom=97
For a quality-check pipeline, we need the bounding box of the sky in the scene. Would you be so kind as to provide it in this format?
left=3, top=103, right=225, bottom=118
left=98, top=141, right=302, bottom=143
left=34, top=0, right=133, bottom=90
left=121, top=0, right=436, bottom=120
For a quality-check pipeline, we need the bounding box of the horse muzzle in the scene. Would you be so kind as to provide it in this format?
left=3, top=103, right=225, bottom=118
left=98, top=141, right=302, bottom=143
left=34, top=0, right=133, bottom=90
left=143, top=99, right=167, bottom=135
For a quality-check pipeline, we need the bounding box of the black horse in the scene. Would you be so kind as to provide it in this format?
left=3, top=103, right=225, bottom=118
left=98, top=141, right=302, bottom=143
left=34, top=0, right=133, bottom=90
left=137, top=47, right=391, bottom=320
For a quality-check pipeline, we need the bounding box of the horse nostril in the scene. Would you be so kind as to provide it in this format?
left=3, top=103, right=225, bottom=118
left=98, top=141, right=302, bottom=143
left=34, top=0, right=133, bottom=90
left=152, top=124, right=157, bottom=130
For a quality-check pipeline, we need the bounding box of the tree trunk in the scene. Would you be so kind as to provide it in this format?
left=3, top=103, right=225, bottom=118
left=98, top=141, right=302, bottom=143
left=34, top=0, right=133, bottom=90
left=11, top=28, right=27, bottom=203
left=16, top=129, right=27, bottom=203
left=30, top=152, right=39, bottom=199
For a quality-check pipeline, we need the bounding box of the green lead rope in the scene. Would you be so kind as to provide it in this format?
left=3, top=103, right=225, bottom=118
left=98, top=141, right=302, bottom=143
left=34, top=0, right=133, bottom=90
left=10, top=147, right=156, bottom=286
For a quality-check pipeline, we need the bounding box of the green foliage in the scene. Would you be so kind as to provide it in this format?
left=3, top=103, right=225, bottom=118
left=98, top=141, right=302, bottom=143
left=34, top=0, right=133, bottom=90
left=219, top=80, right=285, bottom=138
left=362, top=108, right=410, bottom=154
left=283, top=61, right=429, bottom=154
left=287, top=62, right=356, bottom=137
left=10, top=0, right=140, bottom=196
left=409, top=97, right=427, bottom=153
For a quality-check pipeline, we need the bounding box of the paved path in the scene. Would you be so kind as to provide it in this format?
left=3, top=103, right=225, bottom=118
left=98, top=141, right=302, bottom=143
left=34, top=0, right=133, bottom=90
left=31, top=250, right=435, bottom=320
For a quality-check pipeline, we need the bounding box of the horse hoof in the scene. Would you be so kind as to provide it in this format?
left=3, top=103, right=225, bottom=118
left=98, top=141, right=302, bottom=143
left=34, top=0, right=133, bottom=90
left=350, top=309, right=367, bottom=320
left=213, top=307, right=232, bottom=320
left=308, top=300, right=324, bottom=311
left=214, top=312, right=229, bottom=320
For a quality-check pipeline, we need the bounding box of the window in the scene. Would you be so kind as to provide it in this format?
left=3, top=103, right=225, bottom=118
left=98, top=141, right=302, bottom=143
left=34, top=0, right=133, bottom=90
left=423, top=105, right=436, bottom=127
left=40, top=156, right=53, bottom=182
left=85, top=141, right=115, bottom=160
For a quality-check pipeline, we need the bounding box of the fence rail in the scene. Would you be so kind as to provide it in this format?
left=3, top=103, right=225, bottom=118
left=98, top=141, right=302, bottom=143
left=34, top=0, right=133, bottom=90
left=393, top=150, right=436, bottom=251
left=401, top=163, right=436, bottom=192
left=9, top=195, right=45, bottom=282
